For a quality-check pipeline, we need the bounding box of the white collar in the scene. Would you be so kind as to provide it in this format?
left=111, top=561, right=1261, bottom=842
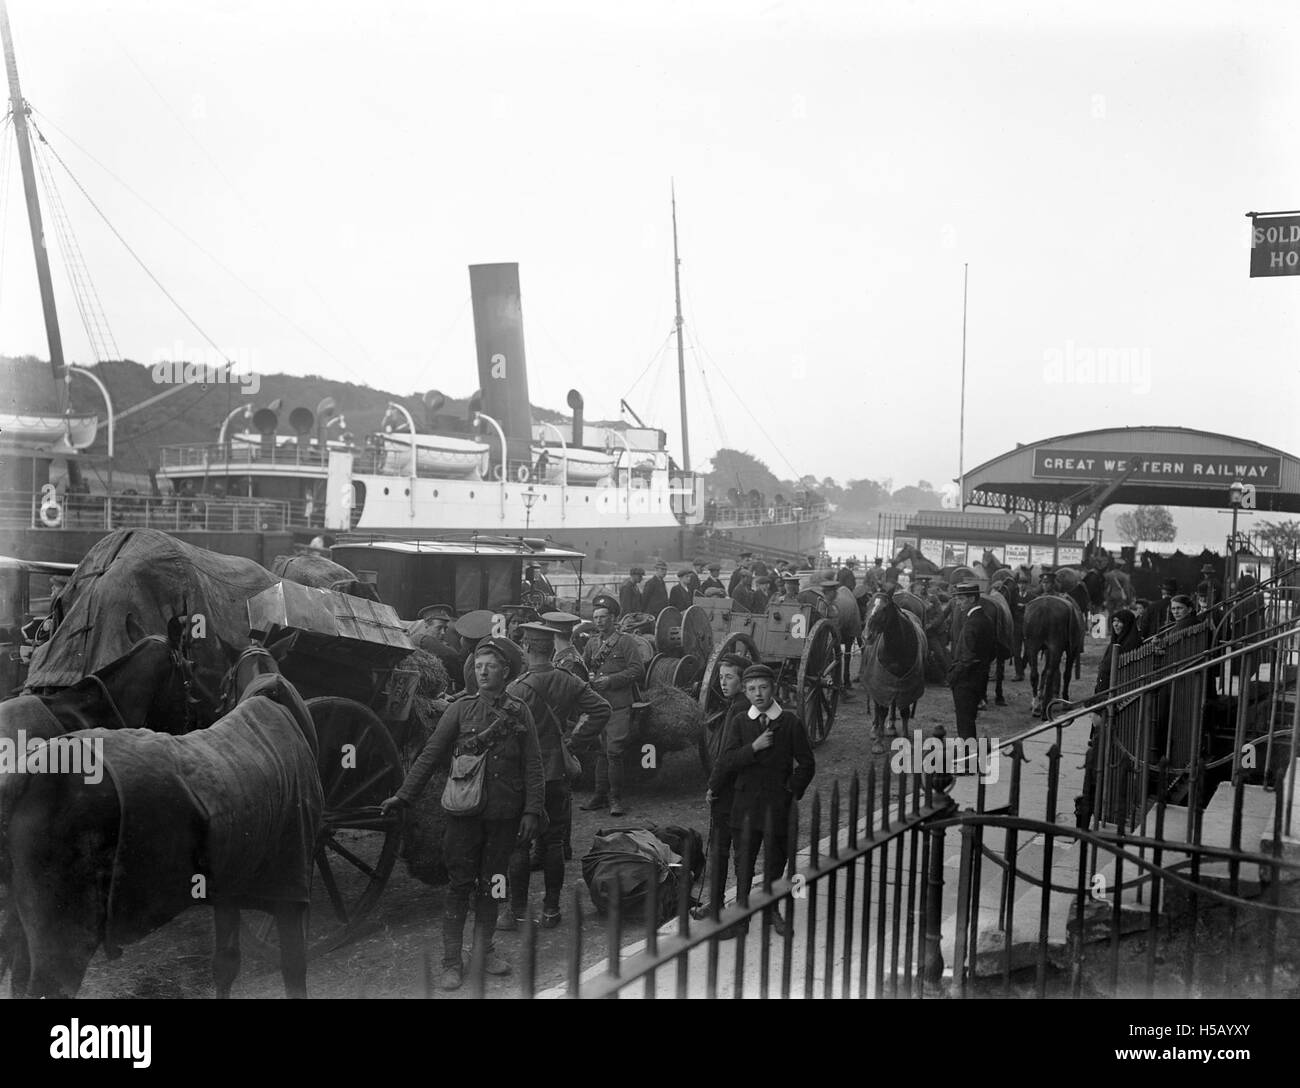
left=966, top=604, right=982, bottom=617
left=747, top=702, right=784, bottom=723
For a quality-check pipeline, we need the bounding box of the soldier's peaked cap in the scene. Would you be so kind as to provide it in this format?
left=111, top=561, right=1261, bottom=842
left=955, top=581, right=981, bottom=595
left=417, top=603, right=455, bottom=621
left=517, top=621, right=557, bottom=642
left=591, top=594, right=621, bottom=616
left=542, top=611, right=581, bottom=629
left=453, top=608, right=496, bottom=640
left=474, top=636, right=524, bottom=680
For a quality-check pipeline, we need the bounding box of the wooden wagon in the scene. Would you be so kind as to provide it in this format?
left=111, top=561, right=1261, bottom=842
left=691, top=595, right=842, bottom=770
left=242, top=579, right=419, bottom=957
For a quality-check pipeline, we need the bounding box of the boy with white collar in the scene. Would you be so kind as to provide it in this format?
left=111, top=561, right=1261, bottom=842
left=707, top=663, right=815, bottom=936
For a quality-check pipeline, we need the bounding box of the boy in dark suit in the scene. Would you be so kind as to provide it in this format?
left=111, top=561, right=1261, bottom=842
left=707, top=663, right=815, bottom=936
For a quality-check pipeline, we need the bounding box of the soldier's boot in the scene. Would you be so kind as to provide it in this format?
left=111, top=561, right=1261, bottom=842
left=607, top=757, right=626, bottom=818
left=440, top=901, right=469, bottom=989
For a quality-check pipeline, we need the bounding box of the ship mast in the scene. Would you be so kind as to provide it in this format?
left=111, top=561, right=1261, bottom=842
left=1, top=0, right=66, bottom=403
left=672, top=182, right=690, bottom=473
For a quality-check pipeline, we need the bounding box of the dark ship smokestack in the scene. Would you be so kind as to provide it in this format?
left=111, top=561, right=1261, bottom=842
left=469, top=263, right=533, bottom=468
left=566, top=389, right=584, bottom=447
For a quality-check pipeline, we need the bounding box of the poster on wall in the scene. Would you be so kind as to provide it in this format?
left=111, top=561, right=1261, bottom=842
left=967, top=543, right=1004, bottom=567
left=1005, top=543, right=1030, bottom=568
left=1058, top=544, right=1084, bottom=566
left=1030, top=545, right=1056, bottom=567
left=893, top=535, right=919, bottom=556
left=942, top=542, right=965, bottom=567
left=920, top=538, right=944, bottom=566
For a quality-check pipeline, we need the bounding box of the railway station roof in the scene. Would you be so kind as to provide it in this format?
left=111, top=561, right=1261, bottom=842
left=962, top=427, right=1300, bottom=517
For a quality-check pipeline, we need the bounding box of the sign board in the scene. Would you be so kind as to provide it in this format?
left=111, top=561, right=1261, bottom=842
left=942, top=542, right=965, bottom=567
left=1005, top=543, right=1030, bottom=568
left=1030, top=545, right=1056, bottom=567
left=1250, top=214, right=1300, bottom=278
left=1032, top=449, right=1282, bottom=488
left=1058, top=544, right=1084, bottom=565
left=920, top=538, right=944, bottom=565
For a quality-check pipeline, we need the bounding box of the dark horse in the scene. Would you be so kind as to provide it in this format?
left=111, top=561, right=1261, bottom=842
left=1023, top=595, right=1084, bottom=720
left=1, top=635, right=320, bottom=999
left=860, top=591, right=928, bottom=753
left=891, top=543, right=941, bottom=576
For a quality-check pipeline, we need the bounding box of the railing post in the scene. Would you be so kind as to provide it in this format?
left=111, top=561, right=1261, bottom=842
left=920, top=818, right=947, bottom=997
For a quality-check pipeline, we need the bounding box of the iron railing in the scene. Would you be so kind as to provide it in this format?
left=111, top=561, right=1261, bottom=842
left=0, top=490, right=310, bottom=532
left=704, top=502, right=829, bottom=529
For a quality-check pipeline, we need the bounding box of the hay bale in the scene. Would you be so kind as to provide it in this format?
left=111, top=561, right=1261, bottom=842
left=640, top=686, right=704, bottom=753
left=401, top=767, right=450, bottom=886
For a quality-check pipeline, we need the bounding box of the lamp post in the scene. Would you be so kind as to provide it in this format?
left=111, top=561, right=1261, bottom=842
left=1227, top=480, right=1244, bottom=590
left=522, top=485, right=539, bottom=532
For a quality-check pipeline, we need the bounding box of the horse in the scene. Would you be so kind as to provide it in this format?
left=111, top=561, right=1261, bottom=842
left=1102, top=569, right=1134, bottom=618
left=980, top=549, right=1010, bottom=585
left=982, top=588, right=1016, bottom=705
left=890, top=543, right=941, bottom=576
left=1022, top=595, right=1085, bottom=719
left=860, top=590, right=927, bottom=753
left=2, top=638, right=321, bottom=999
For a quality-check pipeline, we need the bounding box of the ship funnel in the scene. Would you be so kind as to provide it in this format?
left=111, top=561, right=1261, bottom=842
left=253, top=402, right=280, bottom=458
left=469, top=263, right=533, bottom=468
left=567, top=389, right=584, bottom=447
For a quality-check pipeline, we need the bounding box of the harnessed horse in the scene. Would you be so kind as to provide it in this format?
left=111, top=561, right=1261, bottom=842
left=860, top=591, right=927, bottom=753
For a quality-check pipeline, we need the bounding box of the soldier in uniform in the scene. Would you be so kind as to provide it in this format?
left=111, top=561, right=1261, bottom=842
left=668, top=568, right=695, bottom=610
left=453, top=609, right=497, bottom=695
left=411, top=604, right=464, bottom=686
left=579, top=594, right=646, bottom=817
left=773, top=571, right=802, bottom=603
left=543, top=611, right=586, bottom=678
left=863, top=557, right=886, bottom=594
left=730, top=568, right=759, bottom=613
left=837, top=557, right=858, bottom=592
left=618, top=567, right=646, bottom=616
left=380, top=637, right=543, bottom=990
left=641, top=560, right=670, bottom=616
left=707, top=663, right=815, bottom=936
left=948, top=582, right=997, bottom=749
left=502, top=623, right=611, bottom=930
left=700, top=562, right=726, bottom=596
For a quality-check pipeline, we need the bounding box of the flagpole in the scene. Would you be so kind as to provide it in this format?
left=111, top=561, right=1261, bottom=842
left=958, top=262, right=968, bottom=510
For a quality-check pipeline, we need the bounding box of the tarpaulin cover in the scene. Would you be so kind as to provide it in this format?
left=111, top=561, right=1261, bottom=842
left=87, top=680, right=321, bottom=949
left=24, top=529, right=278, bottom=693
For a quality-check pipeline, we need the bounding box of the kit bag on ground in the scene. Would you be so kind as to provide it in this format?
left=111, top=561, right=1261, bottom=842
left=581, top=821, right=705, bottom=924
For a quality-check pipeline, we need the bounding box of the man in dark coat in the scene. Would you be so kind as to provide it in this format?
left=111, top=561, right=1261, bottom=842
left=863, top=558, right=886, bottom=594
left=948, top=582, right=997, bottom=746
left=668, top=568, right=695, bottom=610
left=503, top=623, right=610, bottom=930
left=1146, top=579, right=1177, bottom=636
left=579, top=594, right=645, bottom=817
left=730, top=569, right=759, bottom=613
left=618, top=567, right=645, bottom=616
left=381, top=638, right=543, bottom=989
left=700, top=562, right=726, bottom=596
left=837, top=558, right=858, bottom=592
left=707, top=663, right=815, bottom=936
left=641, top=560, right=670, bottom=616
left=688, top=559, right=706, bottom=597
left=728, top=552, right=754, bottom=596
left=411, top=603, right=464, bottom=687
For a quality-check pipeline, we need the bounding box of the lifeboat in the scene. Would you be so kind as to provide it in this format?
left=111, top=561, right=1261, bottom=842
left=380, top=433, right=490, bottom=478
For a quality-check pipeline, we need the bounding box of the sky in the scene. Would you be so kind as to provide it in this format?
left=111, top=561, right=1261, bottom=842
left=1, top=0, right=1297, bottom=500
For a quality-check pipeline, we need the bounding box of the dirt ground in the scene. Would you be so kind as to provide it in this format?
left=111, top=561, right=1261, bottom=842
left=51, top=639, right=1108, bottom=1000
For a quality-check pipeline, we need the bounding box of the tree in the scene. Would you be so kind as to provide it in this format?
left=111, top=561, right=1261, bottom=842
left=1258, top=519, right=1300, bottom=560
left=1114, top=505, right=1176, bottom=549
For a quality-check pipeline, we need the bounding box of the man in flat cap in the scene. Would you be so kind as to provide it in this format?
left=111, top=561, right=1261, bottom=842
left=700, top=562, right=726, bottom=596
left=730, top=567, right=759, bottom=614
left=502, top=623, right=610, bottom=930
left=381, top=637, right=543, bottom=989
left=707, top=662, right=815, bottom=936
left=580, top=594, right=645, bottom=816
left=619, top=567, right=645, bottom=617
left=948, top=582, right=997, bottom=749
left=669, top=568, right=695, bottom=610
left=688, top=558, right=707, bottom=597
left=641, top=560, right=670, bottom=616
left=728, top=553, right=754, bottom=597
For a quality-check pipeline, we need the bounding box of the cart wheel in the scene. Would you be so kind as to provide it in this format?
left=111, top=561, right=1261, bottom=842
left=696, top=632, right=758, bottom=773
left=798, top=619, right=841, bottom=747
left=242, top=696, right=403, bottom=960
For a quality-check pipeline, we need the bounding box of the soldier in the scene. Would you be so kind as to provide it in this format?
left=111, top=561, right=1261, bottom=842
left=579, top=594, right=646, bottom=817
left=707, top=663, right=815, bottom=937
left=668, top=568, right=695, bottom=610
left=948, top=582, right=997, bottom=750
left=412, top=604, right=463, bottom=685
left=543, top=610, right=586, bottom=678
left=837, top=557, right=858, bottom=592
left=380, top=637, right=543, bottom=990
left=453, top=609, right=497, bottom=695
left=502, top=623, right=611, bottom=930
left=700, top=562, right=726, bottom=596
left=774, top=571, right=802, bottom=603
left=863, top=557, right=886, bottom=594
left=619, top=567, right=645, bottom=616
left=641, top=560, right=670, bottom=616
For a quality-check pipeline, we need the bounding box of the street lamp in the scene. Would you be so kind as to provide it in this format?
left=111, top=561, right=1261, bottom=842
left=522, top=485, right=539, bottom=532
left=1228, top=480, right=1244, bottom=589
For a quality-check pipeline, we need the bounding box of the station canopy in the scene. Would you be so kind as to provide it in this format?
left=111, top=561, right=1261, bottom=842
left=962, top=427, right=1300, bottom=531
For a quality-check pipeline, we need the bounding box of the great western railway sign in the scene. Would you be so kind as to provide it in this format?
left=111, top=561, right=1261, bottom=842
left=1032, top=450, right=1283, bottom=487
left=1249, top=212, right=1300, bottom=278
